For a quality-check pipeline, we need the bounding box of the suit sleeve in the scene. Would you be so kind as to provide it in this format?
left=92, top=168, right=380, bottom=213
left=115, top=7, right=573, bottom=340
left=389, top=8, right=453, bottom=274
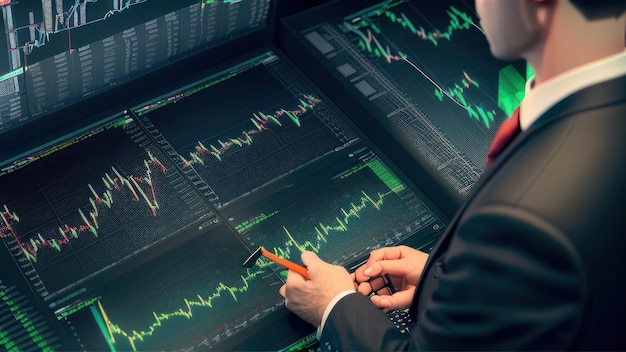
left=413, top=205, right=585, bottom=350
left=320, top=205, right=585, bottom=350
left=320, top=292, right=411, bottom=351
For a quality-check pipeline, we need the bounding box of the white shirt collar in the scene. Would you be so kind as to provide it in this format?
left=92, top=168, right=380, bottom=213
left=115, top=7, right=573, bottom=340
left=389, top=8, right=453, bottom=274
left=519, top=49, right=626, bottom=131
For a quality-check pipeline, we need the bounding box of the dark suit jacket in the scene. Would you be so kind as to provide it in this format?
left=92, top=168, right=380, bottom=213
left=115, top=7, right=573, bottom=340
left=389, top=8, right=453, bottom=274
left=320, top=75, right=626, bottom=350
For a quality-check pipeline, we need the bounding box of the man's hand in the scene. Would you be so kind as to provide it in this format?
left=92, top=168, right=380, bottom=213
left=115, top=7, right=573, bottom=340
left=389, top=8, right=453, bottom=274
left=279, top=251, right=355, bottom=327
left=354, top=246, right=429, bottom=312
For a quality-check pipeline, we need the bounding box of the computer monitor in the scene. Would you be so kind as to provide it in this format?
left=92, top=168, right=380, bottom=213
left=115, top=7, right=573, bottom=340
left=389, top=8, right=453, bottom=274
left=0, top=0, right=273, bottom=151
left=0, top=3, right=446, bottom=347
left=2, top=0, right=527, bottom=349
left=281, top=0, right=531, bottom=214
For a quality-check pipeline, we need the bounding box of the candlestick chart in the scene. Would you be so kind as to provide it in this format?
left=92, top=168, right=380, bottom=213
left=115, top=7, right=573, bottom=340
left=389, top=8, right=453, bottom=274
left=0, top=0, right=466, bottom=350
left=345, top=1, right=517, bottom=126
left=136, top=52, right=359, bottom=208
left=0, top=117, right=215, bottom=296
left=0, top=0, right=273, bottom=132
left=1, top=150, right=168, bottom=262
left=231, top=149, right=443, bottom=269
left=297, top=0, right=528, bottom=198
left=86, top=232, right=282, bottom=351
left=4, top=0, right=148, bottom=58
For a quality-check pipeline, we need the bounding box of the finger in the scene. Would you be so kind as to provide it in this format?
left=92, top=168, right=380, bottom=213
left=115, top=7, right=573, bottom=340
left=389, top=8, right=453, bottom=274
left=285, top=268, right=307, bottom=286
left=279, top=284, right=286, bottom=297
left=365, top=246, right=406, bottom=267
left=356, top=247, right=404, bottom=282
left=370, top=290, right=413, bottom=312
left=351, top=273, right=359, bottom=291
left=363, top=248, right=392, bottom=267
left=364, top=259, right=408, bottom=278
left=368, top=294, right=395, bottom=311
left=362, top=262, right=383, bottom=277
left=381, top=291, right=413, bottom=311
left=300, top=250, right=320, bottom=267
left=356, top=282, right=372, bottom=296
left=361, top=246, right=411, bottom=279
left=354, top=264, right=372, bottom=283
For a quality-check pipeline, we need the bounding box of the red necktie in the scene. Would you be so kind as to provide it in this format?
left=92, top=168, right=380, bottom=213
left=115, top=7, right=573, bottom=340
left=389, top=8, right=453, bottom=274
left=486, top=108, right=521, bottom=167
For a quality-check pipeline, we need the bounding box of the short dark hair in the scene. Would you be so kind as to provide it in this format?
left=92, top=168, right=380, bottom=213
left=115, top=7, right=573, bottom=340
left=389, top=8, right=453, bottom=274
left=568, top=0, right=626, bottom=20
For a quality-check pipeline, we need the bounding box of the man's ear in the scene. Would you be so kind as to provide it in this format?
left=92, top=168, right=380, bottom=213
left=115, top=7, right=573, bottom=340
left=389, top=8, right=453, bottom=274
left=531, top=0, right=556, bottom=33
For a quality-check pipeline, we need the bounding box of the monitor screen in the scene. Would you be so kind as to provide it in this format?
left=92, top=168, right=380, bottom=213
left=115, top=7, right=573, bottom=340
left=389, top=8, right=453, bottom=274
left=0, top=49, right=446, bottom=351
left=281, top=0, right=531, bottom=205
left=0, top=0, right=272, bottom=134
left=0, top=111, right=218, bottom=350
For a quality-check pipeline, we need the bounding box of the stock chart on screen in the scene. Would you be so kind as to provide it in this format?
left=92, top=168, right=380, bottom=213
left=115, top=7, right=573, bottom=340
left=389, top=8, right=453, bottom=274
left=0, top=0, right=474, bottom=349
left=0, top=0, right=271, bottom=132
left=283, top=0, right=530, bottom=202
left=0, top=48, right=446, bottom=350
left=0, top=113, right=221, bottom=350
left=133, top=52, right=361, bottom=208
left=0, top=115, right=216, bottom=298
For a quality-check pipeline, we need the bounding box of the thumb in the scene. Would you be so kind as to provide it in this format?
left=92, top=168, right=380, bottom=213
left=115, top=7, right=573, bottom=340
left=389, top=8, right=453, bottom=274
left=376, top=290, right=413, bottom=312
left=365, top=259, right=407, bottom=278
left=363, top=262, right=383, bottom=277
left=300, top=250, right=320, bottom=266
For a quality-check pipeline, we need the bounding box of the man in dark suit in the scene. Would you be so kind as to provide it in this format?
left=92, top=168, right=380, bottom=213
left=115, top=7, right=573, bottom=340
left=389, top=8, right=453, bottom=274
left=279, top=0, right=626, bottom=350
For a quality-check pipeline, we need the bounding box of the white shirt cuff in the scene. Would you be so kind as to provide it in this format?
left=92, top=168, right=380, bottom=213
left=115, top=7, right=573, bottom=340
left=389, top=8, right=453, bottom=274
left=316, top=290, right=357, bottom=339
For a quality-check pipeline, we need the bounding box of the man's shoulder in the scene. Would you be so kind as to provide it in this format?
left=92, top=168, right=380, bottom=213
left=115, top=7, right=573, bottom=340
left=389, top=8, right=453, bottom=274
left=532, top=74, right=626, bottom=130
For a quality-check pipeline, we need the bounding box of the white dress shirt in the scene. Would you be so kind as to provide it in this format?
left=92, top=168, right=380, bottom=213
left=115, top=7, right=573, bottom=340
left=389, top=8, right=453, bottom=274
left=520, top=49, right=626, bottom=131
